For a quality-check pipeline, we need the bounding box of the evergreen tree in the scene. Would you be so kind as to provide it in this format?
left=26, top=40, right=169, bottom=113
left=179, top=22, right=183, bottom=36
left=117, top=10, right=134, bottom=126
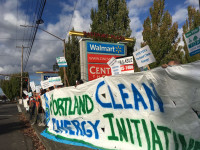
left=0, top=72, right=29, bottom=100
left=141, top=0, right=184, bottom=69
left=182, top=6, right=200, bottom=63
left=90, top=0, right=135, bottom=55
left=58, top=29, right=80, bottom=86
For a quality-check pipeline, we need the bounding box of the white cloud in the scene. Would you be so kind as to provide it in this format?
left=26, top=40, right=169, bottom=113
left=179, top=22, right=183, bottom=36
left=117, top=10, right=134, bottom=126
left=184, top=0, right=199, bottom=6
left=71, top=11, right=91, bottom=31
left=0, top=65, right=20, bottom=74
left=25, top=0, right=97, bottom=73
left=127, top=0, right=153, bottom=50
left=128, top=0, right=153, bottom=16
left=60, top=2, right=74, bottom=13
left=178, top=28, right=184, bottom=46
left=134, top=31, right=143, bottom=50
left=130, top=17, right=143, bottom=34
left=172, top=8, right=188, bottom=24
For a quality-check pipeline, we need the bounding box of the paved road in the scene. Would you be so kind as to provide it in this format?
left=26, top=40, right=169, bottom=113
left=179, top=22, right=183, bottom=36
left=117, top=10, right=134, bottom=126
left=0, top=103, right=33, bottom=150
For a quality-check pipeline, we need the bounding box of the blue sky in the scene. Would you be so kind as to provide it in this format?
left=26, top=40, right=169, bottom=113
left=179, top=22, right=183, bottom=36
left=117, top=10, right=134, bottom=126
left=0, top=0, right=199, bottom=94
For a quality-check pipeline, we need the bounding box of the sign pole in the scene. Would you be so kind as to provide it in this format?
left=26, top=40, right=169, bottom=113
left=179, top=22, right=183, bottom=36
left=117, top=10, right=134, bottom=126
left=63, top=40, right=70, bottom=86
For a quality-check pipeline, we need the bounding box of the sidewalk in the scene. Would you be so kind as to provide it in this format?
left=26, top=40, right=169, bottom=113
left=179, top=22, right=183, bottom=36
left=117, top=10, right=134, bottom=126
left=20, top=104, right=93, bottom=150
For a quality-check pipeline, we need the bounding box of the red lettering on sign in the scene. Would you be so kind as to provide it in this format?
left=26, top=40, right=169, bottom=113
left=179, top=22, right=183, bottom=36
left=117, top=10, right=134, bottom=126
left=120, top=64, right=134, bottom=72
left=88, top=64, right=111, bottom=81
left=87, top=54, right=119, bottom=63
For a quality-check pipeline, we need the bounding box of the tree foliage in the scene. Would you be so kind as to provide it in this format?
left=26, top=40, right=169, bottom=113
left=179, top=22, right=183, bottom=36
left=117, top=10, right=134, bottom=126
left=182, top=6, right=200, bottom=63
left=90, top=0, right=135, bottom=55
left=0, top=72, right=29, bottom=100
left=141, top=0, right=184, bottom=69
left=59, top=29, right=80, bottom=86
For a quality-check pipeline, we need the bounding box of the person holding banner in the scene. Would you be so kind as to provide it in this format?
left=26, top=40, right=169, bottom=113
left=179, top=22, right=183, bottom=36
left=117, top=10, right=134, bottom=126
left=161, top=60, right=180, bottom=68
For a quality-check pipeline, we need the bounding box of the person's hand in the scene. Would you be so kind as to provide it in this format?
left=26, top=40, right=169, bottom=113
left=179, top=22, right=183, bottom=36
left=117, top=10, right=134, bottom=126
left=161, top=64, right=168, bottom=68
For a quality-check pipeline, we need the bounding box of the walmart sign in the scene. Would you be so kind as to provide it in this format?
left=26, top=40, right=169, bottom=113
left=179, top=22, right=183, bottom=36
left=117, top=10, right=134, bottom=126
left=87, top=41, right=125, bottom=55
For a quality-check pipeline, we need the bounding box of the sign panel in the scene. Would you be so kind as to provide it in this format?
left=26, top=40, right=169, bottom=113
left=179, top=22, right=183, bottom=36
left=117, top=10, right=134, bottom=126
left=41, top=80, right=50, bottom=89
left=23, top=90, right=28, bottom=96
left=36, top=86, right=41, bottom=94
left=116, top=56, right=133, bottom=65
left=120, top=64, right=134, bottom=73
left=133, top=45, right=156, bottom=68
left=42, top=73, right=58, bottom=81
left=107, top=57, right=117, bottom=66
left=5, top=76, right=10, bottom=80
left=107, top=57, right=121, bottom=75
left=80, top=40, right=126, bottom=82
left=56, top=57, right=68, bottom=67
left=28, top=92, right=32, bottom=97
left=116, top=56, right=134, bottom=74
left=185, top=26, right=200, bottom=56
left=48, top=76, right=63, bottom=86
left=87, top=54, right=119, bottom=63
left=110, top=63, right=121, bottom=75
left=41, top=61, right=200, bottom=150
left=88, top=64, right=111, bottom=81
left=30, top=81, right=36, bottom=92
left=87, top=41, right=125, bottom=55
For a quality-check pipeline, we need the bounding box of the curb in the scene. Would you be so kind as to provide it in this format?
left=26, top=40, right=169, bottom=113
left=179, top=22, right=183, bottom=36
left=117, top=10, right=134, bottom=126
left=19, top=104, right=49, bottom=150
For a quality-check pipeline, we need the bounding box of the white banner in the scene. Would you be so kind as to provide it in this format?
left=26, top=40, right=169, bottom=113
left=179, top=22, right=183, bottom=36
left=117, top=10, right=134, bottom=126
left=185, top=26, right=200, bottom=56
left=133, top=45, right=156, bottom=68
left=30, top=81, right=36, bottom=92
left=41, top=61, right=200, bottom=150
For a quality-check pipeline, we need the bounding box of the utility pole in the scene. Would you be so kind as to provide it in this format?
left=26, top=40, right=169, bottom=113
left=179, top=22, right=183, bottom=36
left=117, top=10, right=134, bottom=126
left=63, top=39, right=69, bottom=87
left=20, top=25, right=70, bottom=87
left=16, top=45, right=29, bottom=100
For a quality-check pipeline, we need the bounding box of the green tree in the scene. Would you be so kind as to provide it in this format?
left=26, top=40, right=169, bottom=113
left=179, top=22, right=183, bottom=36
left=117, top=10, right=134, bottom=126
left=58, top=30, right=80, bottom=86
left=0, top=72, right=29, bottom=100
left=182, top=6, right=200, bottom=63
left=90, top=0, right=135, bottom=55
left=141, top=0, right=184, bottom=69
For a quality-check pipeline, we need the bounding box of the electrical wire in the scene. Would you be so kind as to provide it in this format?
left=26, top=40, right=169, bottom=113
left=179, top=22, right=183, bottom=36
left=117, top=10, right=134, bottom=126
left=63, top=0, right=79, bottom=39
left=20, top=0, right=46, bottom=72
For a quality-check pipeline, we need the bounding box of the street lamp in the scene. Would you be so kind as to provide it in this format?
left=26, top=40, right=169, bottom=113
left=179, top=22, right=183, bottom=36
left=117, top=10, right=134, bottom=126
left=20, top=24, right=69, bottom=87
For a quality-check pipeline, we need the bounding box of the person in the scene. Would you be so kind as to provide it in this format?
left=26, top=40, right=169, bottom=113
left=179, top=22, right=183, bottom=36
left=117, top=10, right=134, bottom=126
left=38, top=89, right=47, bottom=126
left=161, top=60, right=180, bottom=68
left=38, top=98, right=46, bottom=126
left=75, top=79, right=84, bottom=87
left=29, top=96, right=36, bottom=121
left=31, top=94, right=40, bottom=125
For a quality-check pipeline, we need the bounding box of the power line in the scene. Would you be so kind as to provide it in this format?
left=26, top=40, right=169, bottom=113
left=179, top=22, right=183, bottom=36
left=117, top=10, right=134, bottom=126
left=63, top=0, right=79, bottom=39
left=0, top=37, right=60, bottom=41
left=21, top=0, right=47, bottom=72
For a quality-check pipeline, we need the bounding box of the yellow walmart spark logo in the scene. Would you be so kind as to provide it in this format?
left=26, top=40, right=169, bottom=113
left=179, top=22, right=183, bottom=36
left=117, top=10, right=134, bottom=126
left=115, top=46, right=122, bottom=54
